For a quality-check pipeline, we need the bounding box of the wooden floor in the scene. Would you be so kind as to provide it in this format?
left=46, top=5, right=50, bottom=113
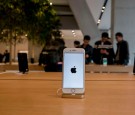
left=0, top=72, right=135, bottom=115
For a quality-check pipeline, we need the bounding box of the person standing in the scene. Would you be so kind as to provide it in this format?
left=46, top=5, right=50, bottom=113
left=115, top=32, right=129, bottom=65
left=93, top=32, right=115, bottom=65
left=3, top=50, right=10, bottom=63
left=80, top=35, right=93, bottom=64
left=43, top=38, right=66, bottom=72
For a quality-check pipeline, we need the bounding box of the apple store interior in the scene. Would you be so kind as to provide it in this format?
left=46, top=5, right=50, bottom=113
left=0, top=0, right=135, bottom=115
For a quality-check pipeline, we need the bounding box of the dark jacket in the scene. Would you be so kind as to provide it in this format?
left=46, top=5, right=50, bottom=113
left=93, top=40, right=115, bottom=65
left=115, top=40, right=129, bottom=65
left=80, top=44, right=93, bottom=64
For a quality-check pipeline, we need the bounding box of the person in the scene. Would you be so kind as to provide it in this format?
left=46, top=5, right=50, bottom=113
left=56, top=38, right=66, bottom=59
left=74, top=40, right=80, bottom=48
left=3, top=50, right=10, bottom=63
left=93, top=32, right=115, bottom=65
left=80, top=35, right=93, bottom=64
left=0, top=53, right=3, bottom=63
left=115, top=32, right=129, bottom=65
left=41, top=38, right=66, bottom=72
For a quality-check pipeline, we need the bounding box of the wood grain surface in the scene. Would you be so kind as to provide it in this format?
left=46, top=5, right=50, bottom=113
left=0, top=72, right=135, bottom=115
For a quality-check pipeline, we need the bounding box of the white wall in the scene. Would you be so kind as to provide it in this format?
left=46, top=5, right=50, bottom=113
left=0, top=43, right=9, bottom=54
left=0, top=40, right=28, bottom=62
left=0, top=39, right=43, bottom=63
left=64, top=38, right=83, bottom=48
left=113, top=0, right=135, bottom=65
left=28, top=41, right=43, bottom=63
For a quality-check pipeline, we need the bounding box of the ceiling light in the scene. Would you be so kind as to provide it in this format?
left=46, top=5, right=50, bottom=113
left=72, top=30, right=74, bottom=33
left=101, top=10, right=104, bottom=12
left=102, top=6, right=105, bottom=9
left=97, top=19, right=101, bottom=23
left=50, top=2, right=52, bottom=5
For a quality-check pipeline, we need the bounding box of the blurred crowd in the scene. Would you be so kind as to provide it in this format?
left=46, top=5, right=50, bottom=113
left=39, top=32, right=129, bottom=72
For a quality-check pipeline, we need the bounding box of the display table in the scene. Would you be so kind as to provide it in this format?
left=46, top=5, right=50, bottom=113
left=85, top=64, right=133, bottom=73
left=0, top=64, right=133, bottom=73
left=0, top=72, right=135, bottom=115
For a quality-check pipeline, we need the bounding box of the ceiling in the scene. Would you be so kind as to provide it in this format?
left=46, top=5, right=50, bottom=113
left=49, top=0, right=111, bottom=39
left=61, top=30, right=83, bottom=39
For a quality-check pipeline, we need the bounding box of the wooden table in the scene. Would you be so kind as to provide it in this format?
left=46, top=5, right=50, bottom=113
left=0, top=72, right=135, bottom=115
left=85, top=64, right=133, bottom=73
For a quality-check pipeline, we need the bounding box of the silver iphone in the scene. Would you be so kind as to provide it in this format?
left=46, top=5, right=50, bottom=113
left=62, top=48, right=85, bottom=94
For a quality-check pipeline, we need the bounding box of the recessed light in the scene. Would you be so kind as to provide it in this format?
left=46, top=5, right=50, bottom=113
left=97, top=19, right=101, bottom=23
left=101, top=10, right=104, bottom=12
left=72, top=30, right=75, bottom=33
left=102, top=6, right=105, bottom=9
left=50, top=2, right=52, bottom=5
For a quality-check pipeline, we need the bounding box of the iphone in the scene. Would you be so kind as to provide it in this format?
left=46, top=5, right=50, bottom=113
left=62, top=48, right=85, bottom=94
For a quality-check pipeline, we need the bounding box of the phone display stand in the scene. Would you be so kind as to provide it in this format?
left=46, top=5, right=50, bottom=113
left=62, top=93, right=85, bottom=99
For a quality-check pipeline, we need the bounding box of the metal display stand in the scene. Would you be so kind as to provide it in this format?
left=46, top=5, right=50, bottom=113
left=62, top=93, right=85, bottom=99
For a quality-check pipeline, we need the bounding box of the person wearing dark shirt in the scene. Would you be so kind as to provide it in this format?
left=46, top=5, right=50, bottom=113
left=93, top=32, right=115, bottom=65
left=4, top=50, right=10, bottom=63
left=80, top=35, right=93, bottom=64
left=115, top=32, right=129, bottom=65
left=41, top=38, right=66, bottom=72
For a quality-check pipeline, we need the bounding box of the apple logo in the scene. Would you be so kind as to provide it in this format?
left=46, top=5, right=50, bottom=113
left=71, top=66, right=77, bottom=73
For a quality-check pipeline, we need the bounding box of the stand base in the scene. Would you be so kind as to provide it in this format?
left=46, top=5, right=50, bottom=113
left=62, top=93, right=85, bottom=99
